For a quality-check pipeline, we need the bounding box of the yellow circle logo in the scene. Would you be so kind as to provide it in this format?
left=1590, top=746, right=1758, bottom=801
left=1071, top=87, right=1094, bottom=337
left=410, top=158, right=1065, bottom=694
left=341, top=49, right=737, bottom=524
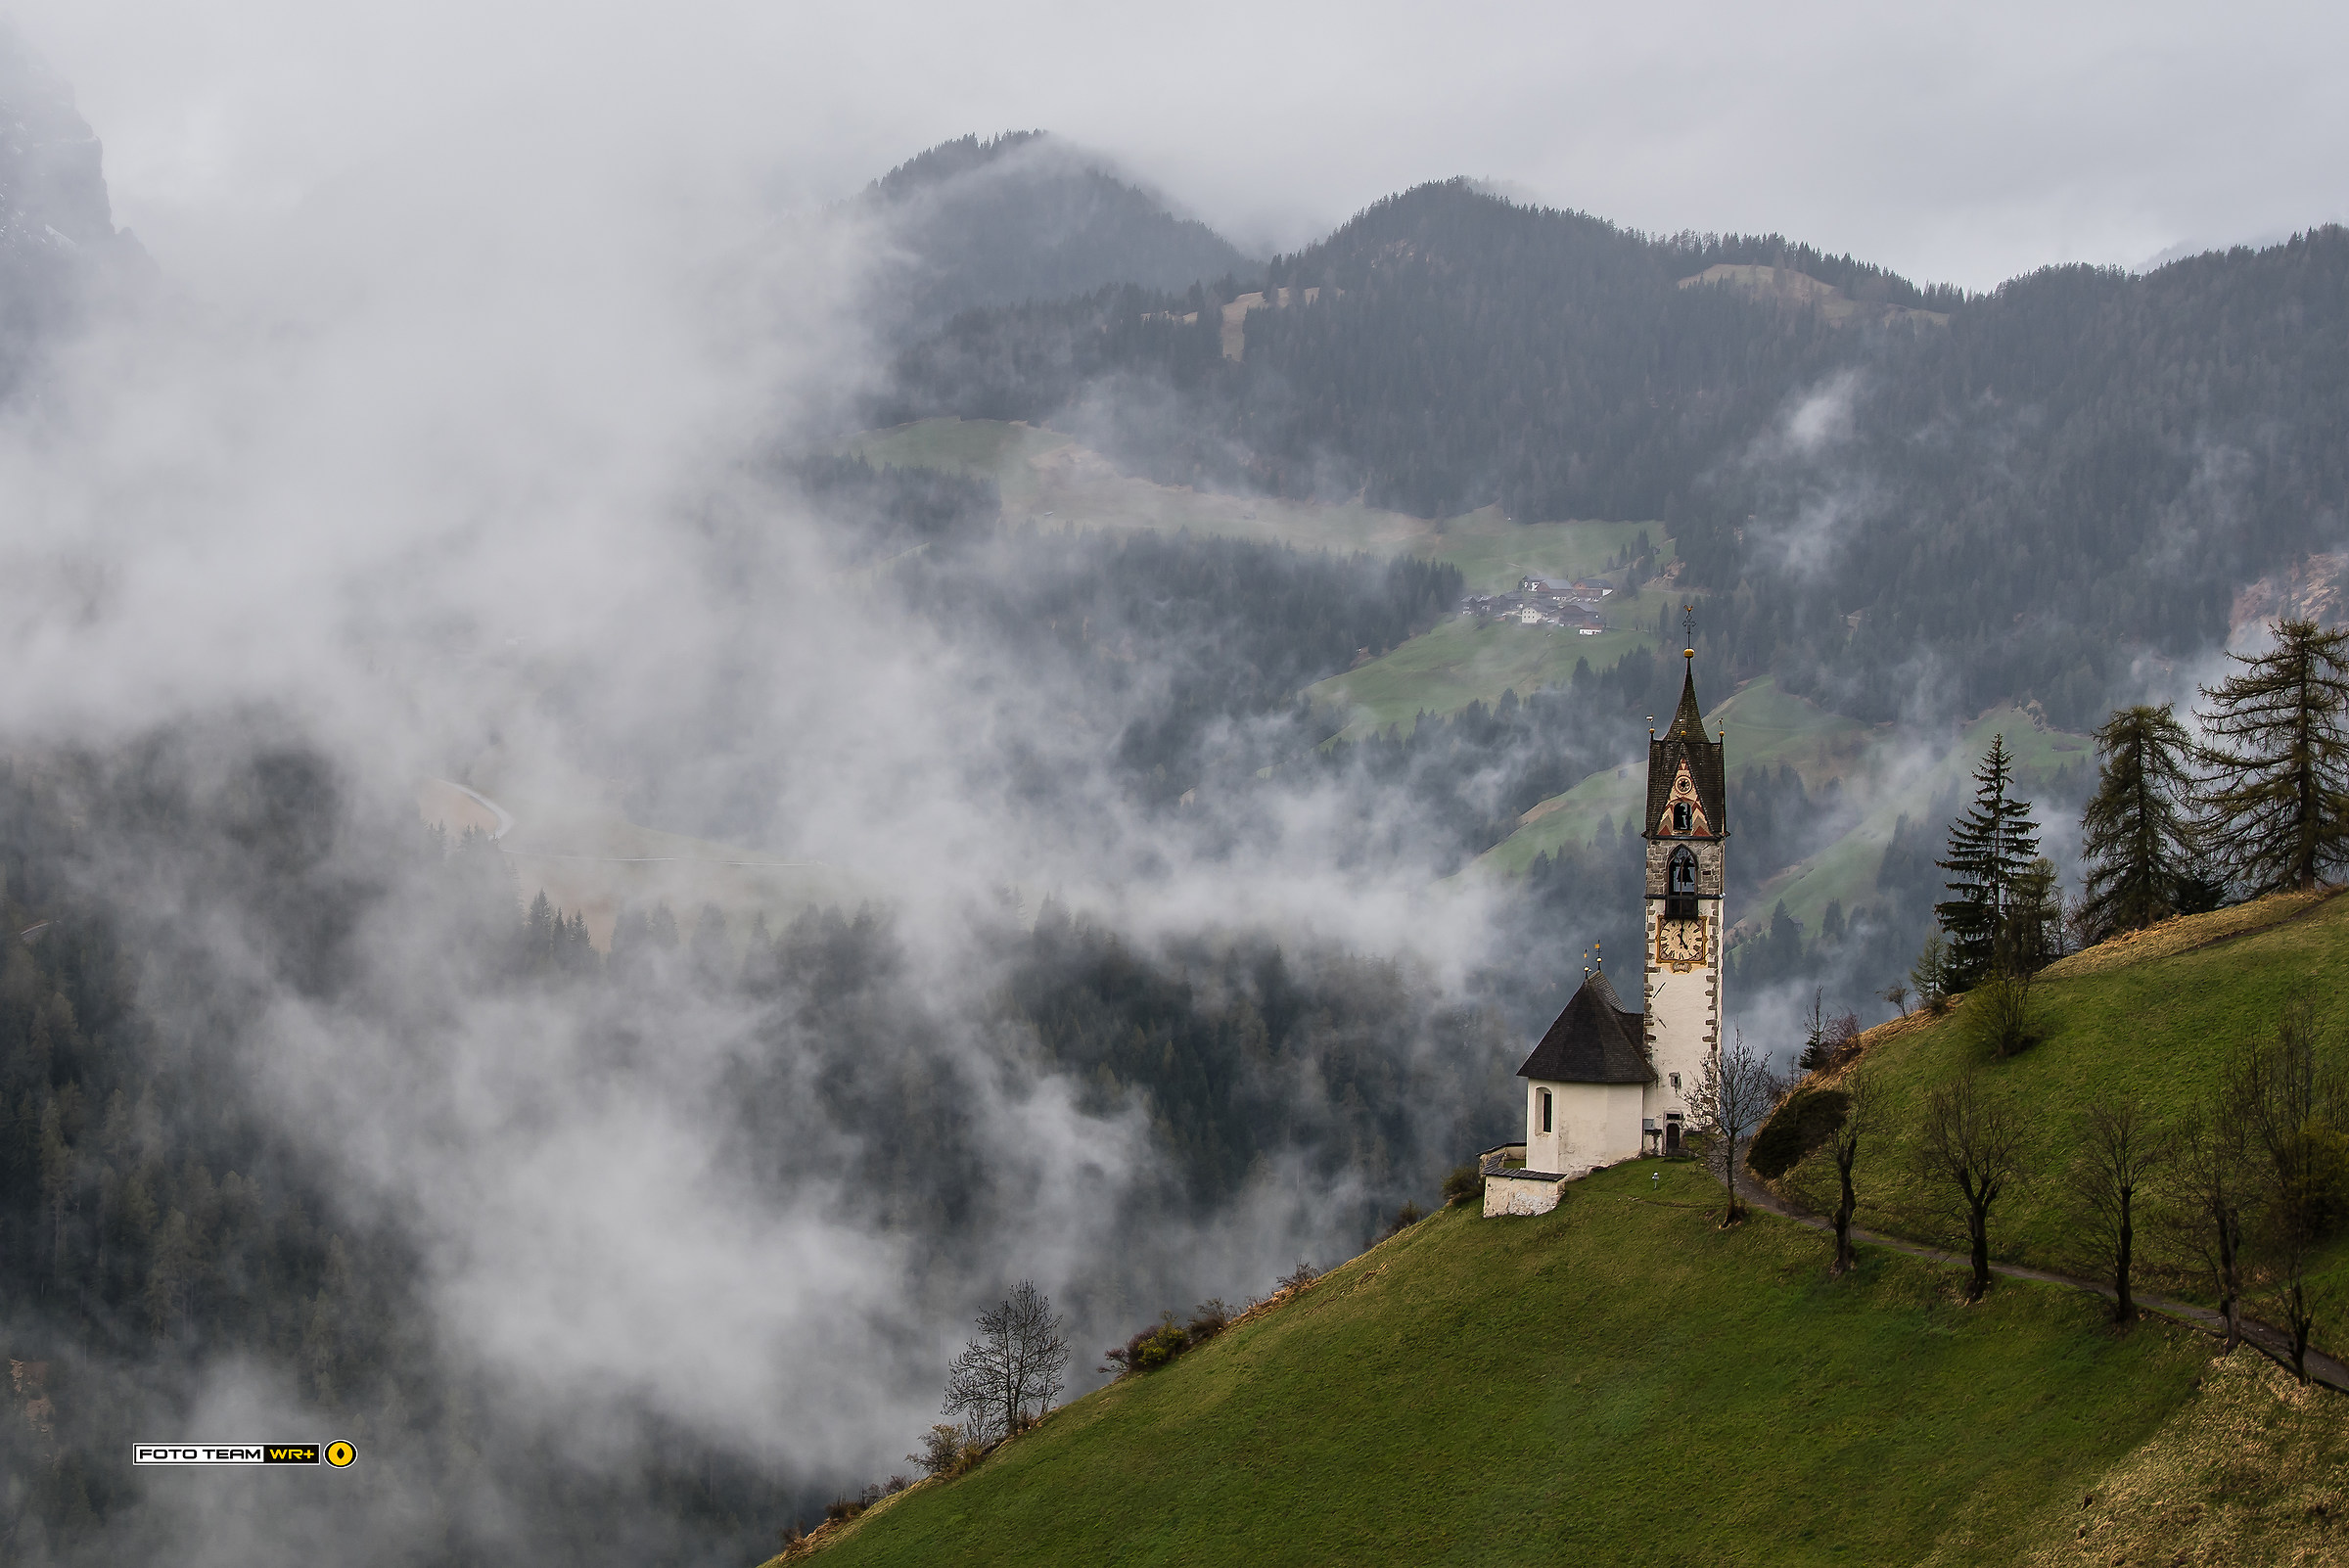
left=325, top=1441, right=356, bottom=1468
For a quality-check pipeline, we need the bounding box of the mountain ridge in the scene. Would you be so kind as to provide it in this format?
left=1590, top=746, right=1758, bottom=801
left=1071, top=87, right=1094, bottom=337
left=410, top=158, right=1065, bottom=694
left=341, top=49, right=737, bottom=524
left=858, top=130, right=1255, bottom=338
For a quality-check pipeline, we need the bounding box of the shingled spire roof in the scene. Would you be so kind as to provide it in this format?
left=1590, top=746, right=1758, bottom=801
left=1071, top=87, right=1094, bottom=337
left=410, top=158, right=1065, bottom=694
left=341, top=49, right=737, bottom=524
left=1645, top=652, right=1727, bottom=840
left=1517, top=970, right=1652, bottom=1085
left=1663, top=659, right=1708, bottom=742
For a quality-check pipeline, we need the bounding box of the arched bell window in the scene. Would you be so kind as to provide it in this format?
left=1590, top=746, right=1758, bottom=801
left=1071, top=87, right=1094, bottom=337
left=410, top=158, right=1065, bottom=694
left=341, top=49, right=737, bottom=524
left=1666, top=847, right=1699, bottom=921
left=1673, top=801, right=1692, bottom=833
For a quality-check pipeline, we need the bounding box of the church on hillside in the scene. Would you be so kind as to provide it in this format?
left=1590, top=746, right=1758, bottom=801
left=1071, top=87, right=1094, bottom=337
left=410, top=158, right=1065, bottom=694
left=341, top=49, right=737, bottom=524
left=1485, top=645, right=1727, bottom=1217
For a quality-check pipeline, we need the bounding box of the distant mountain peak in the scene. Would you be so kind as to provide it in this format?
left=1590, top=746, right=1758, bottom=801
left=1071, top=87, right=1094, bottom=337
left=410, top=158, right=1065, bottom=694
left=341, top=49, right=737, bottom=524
left=0, top=25, right=125, bottom=256
left=865, top=130, right=1051, bottom=205
left=0, top=26, right=143, bottom=393
left=860, top=130, right=1254, bottom=338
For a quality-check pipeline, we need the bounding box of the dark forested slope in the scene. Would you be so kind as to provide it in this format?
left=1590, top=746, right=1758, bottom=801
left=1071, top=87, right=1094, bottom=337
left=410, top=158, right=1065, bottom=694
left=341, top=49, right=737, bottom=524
left=881, top=177, right=2349, bottom=727
left=0, top=740, right=1513, bottom=1563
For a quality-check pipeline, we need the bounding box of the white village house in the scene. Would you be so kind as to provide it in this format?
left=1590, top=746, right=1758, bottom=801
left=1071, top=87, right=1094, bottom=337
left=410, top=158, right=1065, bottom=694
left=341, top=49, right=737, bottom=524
left=1485, top=648, right=1727, bottom=1217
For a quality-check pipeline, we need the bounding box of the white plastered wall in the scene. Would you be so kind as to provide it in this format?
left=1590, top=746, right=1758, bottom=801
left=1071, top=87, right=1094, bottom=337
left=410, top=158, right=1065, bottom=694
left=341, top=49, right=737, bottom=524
left=1525, top=1080, right=1644, bottom=1176
left=1641, top=835, right=1724, bottom=1134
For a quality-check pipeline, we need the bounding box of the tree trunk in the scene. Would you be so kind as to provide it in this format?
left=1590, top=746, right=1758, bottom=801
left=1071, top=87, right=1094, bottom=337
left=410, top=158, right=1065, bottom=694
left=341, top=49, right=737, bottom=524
left=2113, top=1189, right=2133, bottom=1324
left=2217, top=1203, right=2241, bottom=1351
left=1967, top=1200, right=1991, bottom=1303
left=1832, top=1153, right=1857, bottom=1275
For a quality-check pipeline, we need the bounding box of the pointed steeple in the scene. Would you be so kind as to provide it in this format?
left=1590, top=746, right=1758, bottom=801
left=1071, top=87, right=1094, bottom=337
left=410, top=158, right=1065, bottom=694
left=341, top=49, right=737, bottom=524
left=1646, top=641, right=1727, bottom=841
left=1663, top=652, right=1706, bottom=742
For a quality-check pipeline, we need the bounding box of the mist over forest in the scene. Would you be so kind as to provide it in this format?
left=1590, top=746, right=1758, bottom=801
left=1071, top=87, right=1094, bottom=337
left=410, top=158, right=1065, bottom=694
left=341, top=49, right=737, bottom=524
left=0, top=20, right=2343, bottom=1565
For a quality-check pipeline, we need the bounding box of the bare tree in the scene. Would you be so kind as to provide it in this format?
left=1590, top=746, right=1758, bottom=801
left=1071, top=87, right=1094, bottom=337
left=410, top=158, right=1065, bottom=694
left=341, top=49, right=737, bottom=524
left=2165, top=1103, right=2248, bottom=1350
left=1915, top=1071, right=2028, bottom=1302
left=1685, top=1027, right=1779, bottom=1224
left=1878, top=982, right=1911, bottom=1019
left=1826, top=1073, right=1875, bottom=1276
left=2069, top=1094, right=2166, bottom=1323
left=943, top=1280, right=1071, bottom=1443
left=2225, top=997, right=2344, bottom=1384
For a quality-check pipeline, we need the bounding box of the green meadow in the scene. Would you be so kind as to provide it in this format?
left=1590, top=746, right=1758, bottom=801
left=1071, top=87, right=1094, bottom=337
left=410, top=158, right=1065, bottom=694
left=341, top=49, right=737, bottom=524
left=783, top=898, right=2349, bottom=1568
left=798, top=1162, right=2237, bottom=1567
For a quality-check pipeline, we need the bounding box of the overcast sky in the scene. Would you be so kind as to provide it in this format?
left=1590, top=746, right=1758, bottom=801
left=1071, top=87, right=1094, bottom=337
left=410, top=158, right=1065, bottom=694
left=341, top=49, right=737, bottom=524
left=22, top=0, right=2345, bottom=292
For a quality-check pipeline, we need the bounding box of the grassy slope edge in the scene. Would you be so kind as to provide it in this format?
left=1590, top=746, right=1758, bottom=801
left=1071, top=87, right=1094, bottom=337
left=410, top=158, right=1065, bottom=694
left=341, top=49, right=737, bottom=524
left=1776, top=888, right=2349, bottom=1357
left=791, top=1161, right=2226, bottom=1568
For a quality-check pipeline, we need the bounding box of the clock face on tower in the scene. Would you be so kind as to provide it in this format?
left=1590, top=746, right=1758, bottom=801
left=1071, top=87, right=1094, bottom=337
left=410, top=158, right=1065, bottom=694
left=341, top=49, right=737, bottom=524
left=1656, top=917, right=1706, bottom=966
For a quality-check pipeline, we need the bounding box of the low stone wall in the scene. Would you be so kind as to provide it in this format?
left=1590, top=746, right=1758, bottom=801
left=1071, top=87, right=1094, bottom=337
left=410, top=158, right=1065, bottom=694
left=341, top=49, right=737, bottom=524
left=1482, top=1169, right=1566, bottom=1218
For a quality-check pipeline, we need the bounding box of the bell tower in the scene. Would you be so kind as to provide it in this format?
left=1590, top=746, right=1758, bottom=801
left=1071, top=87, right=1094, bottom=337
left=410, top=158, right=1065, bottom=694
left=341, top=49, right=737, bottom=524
left=1641, top=615, right=1726, bottom=1155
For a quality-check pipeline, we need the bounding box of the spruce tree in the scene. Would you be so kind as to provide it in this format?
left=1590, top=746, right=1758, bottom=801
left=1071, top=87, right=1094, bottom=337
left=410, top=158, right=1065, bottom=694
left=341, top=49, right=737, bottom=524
left=2079, top=704, right=2196, bottom=938
left=2195, top=619, right=2349, bottom=895
left=1934, top=734, right=2042, bottom=989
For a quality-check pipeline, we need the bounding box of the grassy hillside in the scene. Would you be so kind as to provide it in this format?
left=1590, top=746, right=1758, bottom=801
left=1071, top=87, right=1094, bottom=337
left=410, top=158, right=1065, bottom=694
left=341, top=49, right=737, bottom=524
left=773, top=899, right=2349, bottom=1567
left=841, top=421, right=1676, bottom=737
left=1475, top=678, right=1871, bottom=876
left=1299, top=511, right=1676, bottom=738
left=792, top=1159, right=2247, bottom=1568
left=840, top=421, right=1666, bottom=595
left=1298, top=608, right=1666, bottom=743
left=841, top=418, right=1435, bottom=558
left=1776, top=890, right=2349, bottom=1358
left=1411, top=505, right=1665, bottom=594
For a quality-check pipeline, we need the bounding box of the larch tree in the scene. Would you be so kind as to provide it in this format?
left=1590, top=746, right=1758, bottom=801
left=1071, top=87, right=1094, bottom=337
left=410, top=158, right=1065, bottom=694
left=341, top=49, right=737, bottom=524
left=1934, top=734, right=2042, bottom=990
left=2166, top=1101, right=2249, bottom=1350
left=2068, top=1094, right=2165, bottom=1324
left=2079, top=704, right=2199, bottom=938
left=2195, top=618, right=2349, bottom=896
left=1915, top=1071, right=2028, bottom=1303
left=2224, top=996, right=2345, bottom=1385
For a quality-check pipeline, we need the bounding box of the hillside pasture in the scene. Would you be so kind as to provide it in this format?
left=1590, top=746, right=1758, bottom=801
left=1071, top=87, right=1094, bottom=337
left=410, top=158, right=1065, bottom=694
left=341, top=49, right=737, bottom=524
left=840, top=417, right=1435, bottom=557
left=800, top=1161, right=2223, bottom=1568
left=839, top=421, right=1678, bottom=736
left=1777, top=891, right=2349, bottom=1362
left=1300, top=617, right=1624, bottom=742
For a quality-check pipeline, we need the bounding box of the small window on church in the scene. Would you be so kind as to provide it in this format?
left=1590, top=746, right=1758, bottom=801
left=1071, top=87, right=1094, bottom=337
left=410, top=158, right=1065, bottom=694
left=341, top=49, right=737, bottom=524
left=1669, top=1073, right=1681, bottom=1090
left=1673, top=801, right=1692, bottom=833
left=1540, top=1089, right=1553, bottom=1133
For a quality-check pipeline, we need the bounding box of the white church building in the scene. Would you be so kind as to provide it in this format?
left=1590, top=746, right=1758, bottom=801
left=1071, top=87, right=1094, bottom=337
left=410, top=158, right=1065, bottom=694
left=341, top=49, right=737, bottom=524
left=1486, top=649, right=1727, bottom=1217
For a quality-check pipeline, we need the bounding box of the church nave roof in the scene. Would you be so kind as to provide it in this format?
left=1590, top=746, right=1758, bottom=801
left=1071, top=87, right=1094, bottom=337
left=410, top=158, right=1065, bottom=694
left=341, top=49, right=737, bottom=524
left=1516, top=970, right=1652, bottom=1085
